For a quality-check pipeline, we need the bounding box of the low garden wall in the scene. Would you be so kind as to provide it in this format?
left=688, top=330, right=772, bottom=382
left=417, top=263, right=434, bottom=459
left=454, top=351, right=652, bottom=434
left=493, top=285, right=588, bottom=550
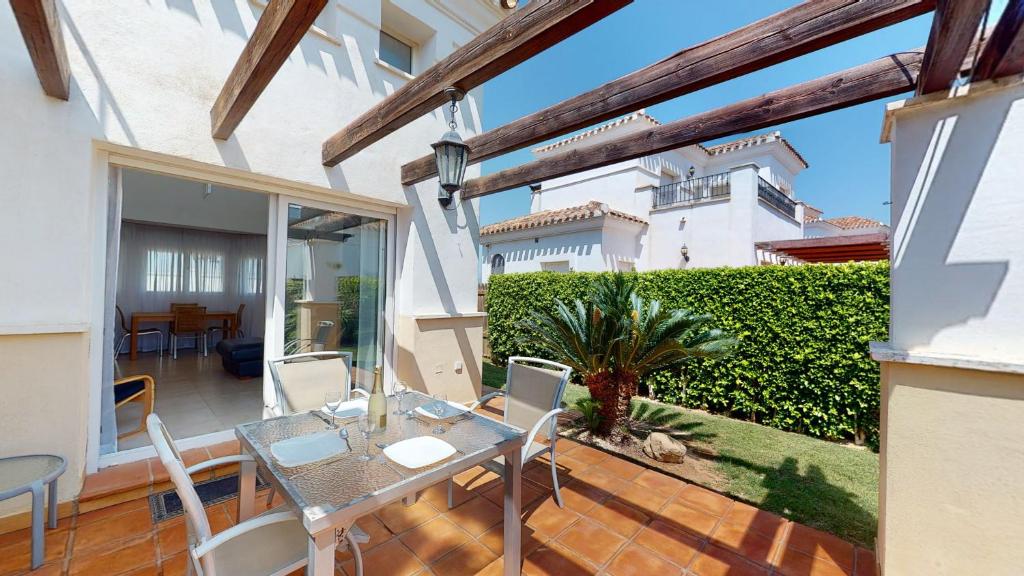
left=486, top=263, right=889, bottom=447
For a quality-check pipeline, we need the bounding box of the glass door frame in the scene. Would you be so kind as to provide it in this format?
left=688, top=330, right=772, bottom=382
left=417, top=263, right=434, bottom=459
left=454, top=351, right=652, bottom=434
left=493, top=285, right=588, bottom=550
left=266, top=195, right=397, bottom=411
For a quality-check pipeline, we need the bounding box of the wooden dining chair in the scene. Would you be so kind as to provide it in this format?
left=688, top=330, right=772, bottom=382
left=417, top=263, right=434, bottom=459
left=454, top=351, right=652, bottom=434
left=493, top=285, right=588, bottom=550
left=208, top=303, right=245, bottom=342
left=114, top=374, right=155, bottom=440
left=170, top=306, right=208, bottom=359
left=115, top=305, right=164, bottom=358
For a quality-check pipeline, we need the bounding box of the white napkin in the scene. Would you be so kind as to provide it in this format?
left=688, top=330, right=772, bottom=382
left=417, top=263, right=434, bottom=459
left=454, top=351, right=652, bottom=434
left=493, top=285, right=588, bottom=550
left=414, top=400, right=469, bottom=421
left=270, top=431, right=348, bottom=467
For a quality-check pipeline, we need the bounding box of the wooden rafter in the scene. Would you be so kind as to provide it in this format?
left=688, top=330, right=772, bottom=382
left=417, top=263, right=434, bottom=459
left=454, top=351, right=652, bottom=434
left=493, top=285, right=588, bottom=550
left=10, top=0, right=70, bottom=100
left=321, top=0, right=631, bottom=166
left=401, top=0, right=937, bottom=185
left=461, top=50, right=925, bottom=199
left=973, top=0, right=1024, bottom=81
left=917, top=0, right=989, bottom=94
left=211, top=0, right=328, bottom=139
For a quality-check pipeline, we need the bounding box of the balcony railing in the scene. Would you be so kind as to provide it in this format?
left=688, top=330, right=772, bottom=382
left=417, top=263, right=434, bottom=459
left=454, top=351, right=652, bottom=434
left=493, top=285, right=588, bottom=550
left=652, top=172, right=730, bottom=208
left=757, top=177, right=796, bottom=218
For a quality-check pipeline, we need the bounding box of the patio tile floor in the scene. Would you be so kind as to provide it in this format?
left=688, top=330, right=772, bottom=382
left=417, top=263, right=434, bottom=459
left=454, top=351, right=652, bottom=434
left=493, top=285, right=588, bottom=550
left=0, top=436, right=876, bottom=576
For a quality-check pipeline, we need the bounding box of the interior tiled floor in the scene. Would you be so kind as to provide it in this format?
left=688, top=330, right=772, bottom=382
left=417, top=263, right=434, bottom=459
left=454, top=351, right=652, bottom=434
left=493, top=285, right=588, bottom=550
left=114, top=350, right=264, bottom=450
left=0, top=435, right=875, bottom=576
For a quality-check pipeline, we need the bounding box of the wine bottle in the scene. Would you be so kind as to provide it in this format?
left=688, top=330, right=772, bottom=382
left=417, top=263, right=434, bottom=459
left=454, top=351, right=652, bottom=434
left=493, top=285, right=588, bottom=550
left=367, top=366, right=387, bottom=433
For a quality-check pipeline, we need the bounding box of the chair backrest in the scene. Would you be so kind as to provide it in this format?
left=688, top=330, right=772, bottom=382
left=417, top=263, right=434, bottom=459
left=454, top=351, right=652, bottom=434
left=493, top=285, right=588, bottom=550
left=115, top=305, right=129, bottom=332
left=171, top=302, right=200, bottom=312
left=173, top=306, right=207, bottom=333
left=146, top=414, right=213, bottom=547
left=235, top=303, right=246, bottom=329
left=267, top=351, right=353, bottom=414
left=504, top=357, right=573, bottom=431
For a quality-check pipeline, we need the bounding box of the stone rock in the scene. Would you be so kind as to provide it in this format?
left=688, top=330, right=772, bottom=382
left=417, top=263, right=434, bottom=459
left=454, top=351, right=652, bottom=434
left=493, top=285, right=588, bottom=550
left=642, top=432, right=687, bottom=463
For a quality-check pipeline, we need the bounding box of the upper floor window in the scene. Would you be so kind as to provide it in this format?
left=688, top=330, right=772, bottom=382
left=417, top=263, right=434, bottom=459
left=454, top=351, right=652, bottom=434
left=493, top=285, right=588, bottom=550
left=491, top=254, right=505, bottom=275
left=379, top=31, right=413, bottom=74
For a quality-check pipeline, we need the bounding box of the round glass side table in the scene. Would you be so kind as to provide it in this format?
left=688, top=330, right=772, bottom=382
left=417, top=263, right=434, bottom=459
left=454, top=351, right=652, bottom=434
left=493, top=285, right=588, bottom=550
left=0, top=455, right=67, bottom=570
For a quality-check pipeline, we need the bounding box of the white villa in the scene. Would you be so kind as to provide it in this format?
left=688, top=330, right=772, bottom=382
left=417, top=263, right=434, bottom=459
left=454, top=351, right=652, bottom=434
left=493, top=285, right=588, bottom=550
left=480, top=112, right=811, bottom=280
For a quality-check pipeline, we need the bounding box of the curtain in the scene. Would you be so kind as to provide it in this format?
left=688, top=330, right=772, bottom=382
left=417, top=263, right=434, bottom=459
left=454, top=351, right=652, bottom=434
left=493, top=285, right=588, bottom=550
left=116, top=222, right=266, bottom=351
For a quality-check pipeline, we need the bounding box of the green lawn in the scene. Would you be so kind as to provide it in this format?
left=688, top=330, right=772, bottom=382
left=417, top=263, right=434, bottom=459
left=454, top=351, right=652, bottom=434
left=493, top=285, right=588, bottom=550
left=483, top=360, right=879, bottom=547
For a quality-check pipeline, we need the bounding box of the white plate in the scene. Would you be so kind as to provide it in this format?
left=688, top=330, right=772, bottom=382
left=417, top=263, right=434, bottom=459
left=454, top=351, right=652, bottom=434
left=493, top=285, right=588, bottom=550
left=384, top=436, right=457, bottom=469
left=271, top=431, right=348, bottom=467
left=321, top=398, right=368, bottom=420
left=414, top=400, right=469, bottom=421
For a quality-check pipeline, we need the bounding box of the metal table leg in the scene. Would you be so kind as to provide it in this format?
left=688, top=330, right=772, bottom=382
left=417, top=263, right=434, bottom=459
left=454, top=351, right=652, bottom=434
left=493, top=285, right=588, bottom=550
left=503, top=448, right=522, bottom=576
left=47, top=478, right=58, bottom=529
left=30, top=482, right=44, bottom=569
left=308, top=528, right=338, bottom=575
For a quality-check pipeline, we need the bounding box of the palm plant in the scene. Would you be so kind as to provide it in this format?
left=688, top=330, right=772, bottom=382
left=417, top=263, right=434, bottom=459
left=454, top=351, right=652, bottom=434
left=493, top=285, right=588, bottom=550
left=519, top=274, right=735, bottom=438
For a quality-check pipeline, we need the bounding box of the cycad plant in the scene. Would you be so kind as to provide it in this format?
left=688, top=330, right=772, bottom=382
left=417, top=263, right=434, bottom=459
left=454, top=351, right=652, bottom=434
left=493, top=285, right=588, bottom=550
left=519, top=274, right=735, bottom=438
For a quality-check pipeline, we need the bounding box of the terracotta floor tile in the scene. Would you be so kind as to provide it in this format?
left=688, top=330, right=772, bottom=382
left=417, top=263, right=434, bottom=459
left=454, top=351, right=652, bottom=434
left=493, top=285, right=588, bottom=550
left=555, top=518, right=627, bottom=566
left=453, top=467, right=502, bottom=494
left=157, top=522, right=187, bottom=559
left=549, top=454, right=590, bottom=474
left=676, top=485, right=734, bottom=517
left=160, top=551, right=190, bottom=576
left=481, top=477, right=547, bottom=509
left=430, top=541, right=497, bottom=576
left=605, top=542, right=684, bottom=576
left=21, top=562, right=64, bottom=576
left=341, top=538, right=424, bottom=576
left=689, top=544, right=770, bottom=576
left=0, top=528, right=70, bottom=574
left=206, top=505, right=235, bottom=534
left=0, top=515, right=73, bottom=550
left=478, top=522, right=547, bottom=558
left=633, top=519, right=703, bottom=567
left=784, top=523, right=855, bottom=570
left=375, top=499, right=440, bottom=534
left=76, top=497, right=149, bottom=527
left=73, top=506, right=155, bottom=553
left=598, top=457, right=645, bottom=480
left=122, top=564, right=160, bottom=576
left=632, top=469, right=685, bottom=498
left=553, top=438, right=584, bottom=454
left=584, top=497, right=648, bottom=538
left=399, top=517, right=471, bottom=565
left=709, top=520, right=779, bottom=567
left=523, top=542, right=598, bottom=576
left=444, top=496, right=504, bottom=537
left=523, top=461, right=570, bottom=490
left=474, top=557, right=505, bottom=576
left=69, top=533, right=158, bottom=576
left=566, top=445, right=610, bottom=466
left=355, top=514, right=394, bottom=551
left=421, top=481, right=473, bottom=511
left=657, top=500, right=721, bottom=538
left=570, top=465, right=629, bottom=494
left=855, top=547, right=878, bottom=576
left=776, top=548, right=852, bottom=576
left=723, top=501, right=788, bottom=540
left=79, top=460, right=151, bottom=500
left=558, top=482, right=611, bottom=515
left=613, top=482, right=671, bottom=516
left=524, top=498, right=581, bottom=538
left=206, top=439, right=241, bottom=459
left=147, top=458, right=170, bottom=484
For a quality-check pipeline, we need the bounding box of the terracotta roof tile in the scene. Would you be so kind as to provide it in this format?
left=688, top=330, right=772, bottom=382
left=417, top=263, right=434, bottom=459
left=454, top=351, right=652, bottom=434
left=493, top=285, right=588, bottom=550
left=822, top=216, right=887, bottom=230
left=480, top=201, right=646, bottom=236
left=532, top=111, right=662, bottom=154
left=705, top=131, right=809, bottom=168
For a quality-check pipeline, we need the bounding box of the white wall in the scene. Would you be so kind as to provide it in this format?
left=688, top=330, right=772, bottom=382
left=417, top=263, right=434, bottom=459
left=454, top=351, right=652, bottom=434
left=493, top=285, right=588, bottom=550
left=121, top=169, right=269, bottom=235
left=482, top=225, right=604, bottom=282
left=753, top=201, right=803, bottom=244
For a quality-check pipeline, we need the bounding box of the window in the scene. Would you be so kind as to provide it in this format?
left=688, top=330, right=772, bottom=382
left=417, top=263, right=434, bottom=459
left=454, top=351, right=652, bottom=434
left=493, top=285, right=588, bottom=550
left=188, top=253, right=225, bottom=293
left=239, top=257, right=265, bottom=295
left=143, top=249, right=225, bottom=293
left=541, top=260, right=572, bottom=273
left=491, top=254, right=505, bottom=275
left=379, top=30, right=413, bottom=74
left=145, top=250, right=182, bottom=292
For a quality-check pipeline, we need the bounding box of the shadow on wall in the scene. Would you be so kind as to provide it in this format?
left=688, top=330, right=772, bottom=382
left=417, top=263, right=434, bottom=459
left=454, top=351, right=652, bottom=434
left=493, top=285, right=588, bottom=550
left=891, top=93, right=1016, bottom=349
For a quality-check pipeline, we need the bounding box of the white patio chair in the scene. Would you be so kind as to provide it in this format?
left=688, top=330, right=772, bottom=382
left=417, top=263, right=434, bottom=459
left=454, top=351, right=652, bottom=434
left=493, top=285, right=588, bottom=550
left=447, top=356, right=572, bottom=508
left=147, top=413, right=366, bottom=576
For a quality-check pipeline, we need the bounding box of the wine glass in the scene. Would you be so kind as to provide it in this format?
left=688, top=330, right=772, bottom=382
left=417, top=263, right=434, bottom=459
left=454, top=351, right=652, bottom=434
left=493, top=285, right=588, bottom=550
left=324, top=389, right=343, bottom=429
left=356, top=413, right=373, bottom=462
left=391, top=380, right=407, bottom=416
left=431, top=392, right=447, bottom=435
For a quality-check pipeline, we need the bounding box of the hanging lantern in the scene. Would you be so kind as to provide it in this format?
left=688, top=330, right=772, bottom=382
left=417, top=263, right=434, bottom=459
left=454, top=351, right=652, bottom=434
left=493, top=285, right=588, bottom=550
left=432, top=88, right=470, bottom=208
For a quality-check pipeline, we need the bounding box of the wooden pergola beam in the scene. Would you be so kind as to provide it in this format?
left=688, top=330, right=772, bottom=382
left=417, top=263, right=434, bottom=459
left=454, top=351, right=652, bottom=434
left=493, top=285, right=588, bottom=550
left=211, top=0, right=328, bottom=139
left=10, top=0, right=70, bottom=100
left=462, top=50, right=925, bottom=199
left=322, top=0, right=631, bottom=166
left=973, top=0, right=1024, bottom=81
left=916, top=0, right=989, bottom=94
left=401, top=0, right=937, bottom=185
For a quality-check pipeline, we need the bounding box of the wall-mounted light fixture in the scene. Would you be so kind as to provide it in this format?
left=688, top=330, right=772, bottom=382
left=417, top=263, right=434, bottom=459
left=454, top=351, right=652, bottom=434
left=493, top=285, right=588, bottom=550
left=687, top=166, right=696, bottom=179
left=680, top=244, right=690, bottom=262
left=432, top=87, right=469, bottom=210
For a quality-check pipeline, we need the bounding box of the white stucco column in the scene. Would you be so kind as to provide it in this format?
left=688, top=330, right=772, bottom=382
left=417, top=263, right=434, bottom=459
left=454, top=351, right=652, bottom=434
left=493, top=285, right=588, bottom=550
left=395, top=181, right=485, bottom=403
left=727, top=163, right=759, bottom=266
left=872, top=78, right=1024, bottom=575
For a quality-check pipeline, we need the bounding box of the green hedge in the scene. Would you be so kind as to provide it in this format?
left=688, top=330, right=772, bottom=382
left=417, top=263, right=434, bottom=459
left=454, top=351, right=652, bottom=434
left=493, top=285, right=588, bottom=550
left=487, top=263, right=889, bottom=446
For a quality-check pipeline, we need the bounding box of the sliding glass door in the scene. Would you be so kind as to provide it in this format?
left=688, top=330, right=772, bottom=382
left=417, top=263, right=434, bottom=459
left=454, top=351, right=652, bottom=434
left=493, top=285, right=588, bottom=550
left=281, top=203, right=389, bottom=390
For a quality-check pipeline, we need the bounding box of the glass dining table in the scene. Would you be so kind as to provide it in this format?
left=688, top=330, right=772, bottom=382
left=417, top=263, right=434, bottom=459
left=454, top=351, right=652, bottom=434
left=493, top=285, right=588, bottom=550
left=235, top=391, right=526, bottom=576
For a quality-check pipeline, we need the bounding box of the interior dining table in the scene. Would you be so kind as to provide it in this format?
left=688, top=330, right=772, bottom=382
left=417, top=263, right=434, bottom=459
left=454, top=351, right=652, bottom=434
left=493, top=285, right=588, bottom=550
left=236, top=392, right=525, bottom=576
left=129, top=310, right=238, bottom=360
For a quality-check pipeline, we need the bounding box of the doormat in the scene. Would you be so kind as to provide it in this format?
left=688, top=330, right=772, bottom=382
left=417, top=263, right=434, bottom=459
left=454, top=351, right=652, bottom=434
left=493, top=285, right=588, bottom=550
left=149, top=472, right=271, bottom=524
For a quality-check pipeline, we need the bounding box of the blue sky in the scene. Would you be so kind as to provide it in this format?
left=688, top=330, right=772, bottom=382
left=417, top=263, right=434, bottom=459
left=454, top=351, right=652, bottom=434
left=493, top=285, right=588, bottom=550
left=476, top=0, right=1007, bottom=226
